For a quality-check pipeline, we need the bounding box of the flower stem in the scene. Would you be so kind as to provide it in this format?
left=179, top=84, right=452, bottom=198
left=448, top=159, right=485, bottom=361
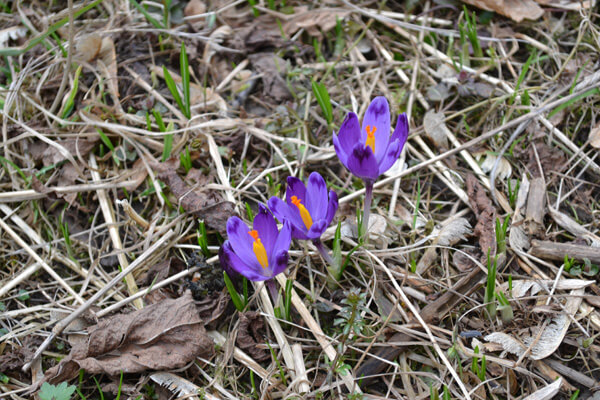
left=362, top=180, right=374, bottom=242
left=313, top=239, right=335, bottom=266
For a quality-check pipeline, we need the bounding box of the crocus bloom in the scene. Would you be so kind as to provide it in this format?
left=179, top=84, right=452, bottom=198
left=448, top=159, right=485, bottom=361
left=333, top=96, right=409, bottom=182
left=268, top=172, right=338, bottom=240
left=220, top=205, right=292, bottom=281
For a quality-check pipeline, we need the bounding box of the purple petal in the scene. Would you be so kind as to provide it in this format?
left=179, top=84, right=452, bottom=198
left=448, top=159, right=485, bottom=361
left=290, top=225, right=309, bottom=240
left=285, top=176, right=307, bottom=208
left=269, top=196, right=306, bottom=234
left=378, top=140, right=403, bottom=175
left=362, top=97, right=390, bottom=162
left=253, top=205, right=278, bottom=255
left=390, top=113, right=409, bottom=146
left=221, top=241, right=269, bottom=281
left=325, top=190, right=338, bottom=226
left=347, top=143, right=380, bottom=181
left=226, top=216, right=260, bottom=270
left=333, top=132, right=349, bottom=168
left=270, top=221, right=291, bottom=270
left=219, top=242, right=240, bottom=280
left=271, top=250, right=289, bottom=276
left=305, top=219, right=328, bottom=239
left=305, top=172, right=328, bottom=221
left=337, top=112, right=361, bottom=155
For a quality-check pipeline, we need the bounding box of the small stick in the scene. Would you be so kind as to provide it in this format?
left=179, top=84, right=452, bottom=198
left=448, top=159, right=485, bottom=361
left=89, top=154, right=143, bottom=310
left=292, top=344, right=310, bottom=394
left=530, top=240, right=600, bottom=264
left=0, top=217, right=84, bottom=305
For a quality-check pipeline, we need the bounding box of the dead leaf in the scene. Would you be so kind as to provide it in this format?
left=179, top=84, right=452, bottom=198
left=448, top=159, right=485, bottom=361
left=150, top=372, right=212, bottom=400
left=140, top=257, right=186, bottom=287
left=417, top=217, right=471, bottom=274
left=44, top=291, right=213, bottom=383
left=237, top=311, right=270, bottom=362
left=462, top=0, right=544, bottom=22
left=283, top=7, right=350, bottom=38
left=75, top=34, right=102, bottom=62
left=0, top=26, right=27, bottom=48
left=423, top=110, right=450, bottom=149
left=248, top=53, right=291, bottom=102
left=184, top=0, right=206, bottom=24
left=474, top=150, right=512, bottom=181
left=153, top=160, right=235, bottom=235
left=33, top=137, right=98, bottom=167
left=0, top=336, right=43, bottom=371
left=500, top=279, right=593, bottom=298
left=99, top=37, right=119, bottom=98
left=589, top=122, right=600, bottom=149
left=466, top=174, right=496, bottom=261
left=521, top=377, right=562, bottom=400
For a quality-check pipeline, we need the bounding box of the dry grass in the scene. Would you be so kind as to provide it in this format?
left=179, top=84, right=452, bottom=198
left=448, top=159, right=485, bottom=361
left=1, top=0, right=600, bottom=399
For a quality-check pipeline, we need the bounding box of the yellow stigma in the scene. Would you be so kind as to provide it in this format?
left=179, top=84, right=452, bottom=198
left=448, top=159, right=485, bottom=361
left=291, top=195, right=313, bottom=230
left=248, top=230, right=268, bottom=269
left=365, top=125, right=376, bottom=153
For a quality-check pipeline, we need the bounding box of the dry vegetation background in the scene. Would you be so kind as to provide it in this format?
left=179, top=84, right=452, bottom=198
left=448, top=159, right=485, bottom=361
left=1, top=0, right=600, bottom=399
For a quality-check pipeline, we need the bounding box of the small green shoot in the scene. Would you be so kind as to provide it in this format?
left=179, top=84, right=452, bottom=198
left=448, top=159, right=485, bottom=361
left=463, top=7, right=483, bottom=59
left=197, top=220, right=210, bottom=257
left=495, top=215, right=510, bottom=254
left=267, top=342, right=287, bottom=385
left=223, top=271, right=248, bottom=311
left=311, top=79, right=333, bottom=126
left=509, top=49, right=536, bottom=105
left=180, top=146, right=192, bottom=172
left=442, top=385, right=451, bottom=400
left=412, top=178, right=421, bottom=230
left=180, top=42, right=191, bottom=118
left=496, top=290, right=513, bottom=323
left=507, top=179, right=520, bottom=209
left=484, top=251, right=498, bottom=319
left=247, top=0, right=259, bottom=17
left=61, top=65, right=82, bottom=119
left=39, top=382, right=77, bottom=400
left=245, top=202, right=254, bottom=220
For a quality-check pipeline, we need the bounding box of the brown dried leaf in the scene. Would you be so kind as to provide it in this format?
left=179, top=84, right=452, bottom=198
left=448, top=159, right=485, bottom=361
left=0, top=336, right=42, bottom=371
left=139, top=257, right=186, bottom=287
left=75, top=34, right=102, bottom=62
left=44, top=291, right=213, bottom=383
left=35, top=138, right=98, bottom=167
left=283, top=7, right=350, bottom=38
left=99, top=37, right=119, bottom=98
left=589, top=122, right=600, bottom=149
left=423, top=110, right=449, bottom=149
left=184, top=0, right=206, bottom=24
left=462, top=0, right=544, bottom=22
left=466, top=174, right=496, bottom=260
left=248, top=53, right=291, bottom=102
left=154, top=161, right=235, bottom=235
left=237, top=311, right=270, bottom=362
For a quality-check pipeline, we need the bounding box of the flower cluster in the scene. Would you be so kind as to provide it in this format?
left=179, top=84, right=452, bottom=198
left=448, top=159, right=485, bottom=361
left=220, top=97, right=408, bottom=282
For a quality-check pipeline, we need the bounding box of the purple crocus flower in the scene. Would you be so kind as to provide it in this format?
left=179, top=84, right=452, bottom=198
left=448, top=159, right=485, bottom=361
left=333, top=96, right=408, bottom=182
left=220, top=205, right=292, bottom=281
left=268, top=172, right=338, bottom=240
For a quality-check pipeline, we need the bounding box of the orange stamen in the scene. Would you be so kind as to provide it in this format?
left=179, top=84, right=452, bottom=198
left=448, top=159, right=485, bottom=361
left=365, top=125, right=376, bottom=153
left=291, top=195, right=313, bottom=230
left=248, top=230, right=268, bottom=268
